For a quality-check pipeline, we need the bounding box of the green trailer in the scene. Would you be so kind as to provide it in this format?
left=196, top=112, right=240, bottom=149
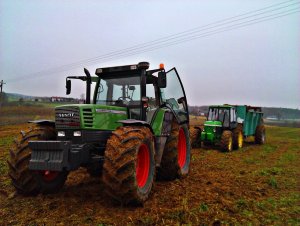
left=195, top=104, right=265, bottom=151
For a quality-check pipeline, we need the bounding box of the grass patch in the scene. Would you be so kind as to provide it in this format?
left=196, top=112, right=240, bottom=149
left=236, top=199, right=248, bottom=209
left=198, top=203, right=209, bottom=212
left=279, top=152, right=296, bottom=163
left=268, top=176, right=278, bottom=189
left=262, top=144, right=277, bottom=153
left=259, top=167, right=283, bottom=176
left=0, top=159, right=8, bottom=174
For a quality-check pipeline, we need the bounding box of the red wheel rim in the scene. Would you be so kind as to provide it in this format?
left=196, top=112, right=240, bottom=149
left=41, top=170, right=59, bottom=182
left=178, top=128, right=187, bottom=168
left=136, top=144, right=150, bottom=188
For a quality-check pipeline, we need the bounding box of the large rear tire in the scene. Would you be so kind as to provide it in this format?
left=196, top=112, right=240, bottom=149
left=102, top=126, right=155, bottom=205
left=220, top=130, right=233, bottom=152
left=157, top=120, right=191, bottom=180
left=255, top=125, right=266, bottom=144
left=7, top=125, right=68, bottom=195
left=232, top=125, right=244, bottom=150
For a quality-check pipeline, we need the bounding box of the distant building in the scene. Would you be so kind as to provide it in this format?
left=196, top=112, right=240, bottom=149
left=266, top=116, right=279, bottom=120
left=51, top=96, right=75, bottom=102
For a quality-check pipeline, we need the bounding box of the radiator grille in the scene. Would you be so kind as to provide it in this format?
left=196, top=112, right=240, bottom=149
left=83, top=108, right=94, bottom=128
left=55, top=107, right=80, bottom=129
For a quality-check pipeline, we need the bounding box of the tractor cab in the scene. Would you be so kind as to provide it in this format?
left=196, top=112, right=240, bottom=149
left=207, top=105, right=237, bottom=128
left=201, top=105, right=238, bottom=144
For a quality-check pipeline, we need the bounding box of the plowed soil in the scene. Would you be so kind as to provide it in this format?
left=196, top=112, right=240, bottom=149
left=0, top=119, right=299, bottom=225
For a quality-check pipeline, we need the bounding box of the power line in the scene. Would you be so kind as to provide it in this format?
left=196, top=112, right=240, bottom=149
left=5, top=0, right=300, bottom=82
left=70, top=9, right=300, bottom=66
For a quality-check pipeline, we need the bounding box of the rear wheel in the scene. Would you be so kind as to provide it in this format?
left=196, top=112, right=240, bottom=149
left=220, top=130, right=233, bottom=152
left=7, top=125, right=68, bottom=195
left=233, top=125, right=244, bottom=150
left=102, top=126, right=155, bottom=205
left=255, top=125, right=266, bottom=144
left=157, top=120, right=191, bottom=180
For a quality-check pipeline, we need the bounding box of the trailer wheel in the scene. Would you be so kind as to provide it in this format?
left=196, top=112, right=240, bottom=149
left=157, top=120, right=191, bottom=180
left=255, top=125, right=266, bottom=144
left=7, top=125, right=68, bottom=195
left=190, top=127, right=202, bottom=148
left=102, top=126, right=155, bottom=205
left=233, top=125, right=243, bottom=150
left=220, top=130, right=233, bottom=152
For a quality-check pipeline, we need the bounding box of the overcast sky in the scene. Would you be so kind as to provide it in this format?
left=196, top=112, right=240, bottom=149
left=0, top=0, right=299, bottom=108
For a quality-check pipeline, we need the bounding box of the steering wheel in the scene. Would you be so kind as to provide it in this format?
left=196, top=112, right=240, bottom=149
left=118, top=96, right=132, bottom=101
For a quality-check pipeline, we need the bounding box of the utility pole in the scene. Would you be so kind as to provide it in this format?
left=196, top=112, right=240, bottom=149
left=0, top=80, right=5, bottom=93
left=0, top=80, right=5, bottom=107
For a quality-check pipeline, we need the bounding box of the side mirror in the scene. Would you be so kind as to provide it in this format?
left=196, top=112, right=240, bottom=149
left=129, top=86, right=136, bottom=91
left=66, top=79, right=71, bottom=95
left=157, top=71, right=166, bottom=88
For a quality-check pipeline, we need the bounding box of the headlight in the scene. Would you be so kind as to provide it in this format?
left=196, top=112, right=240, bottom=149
left=58, top=131, right=65, bottom=137
left=73, top=131, right=82, bottom=137
left=213, top=128, right=216, bottom=132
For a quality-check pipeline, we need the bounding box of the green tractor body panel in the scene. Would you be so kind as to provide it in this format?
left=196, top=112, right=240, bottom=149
left=150, top=109, right=168, bottom=136
left=201, top=120, right=222, bottom=142
left=55, top=104, right=127, bottom=131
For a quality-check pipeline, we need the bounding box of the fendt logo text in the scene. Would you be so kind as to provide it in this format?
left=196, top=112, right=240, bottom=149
left=58, top=113, right=75, bottom=118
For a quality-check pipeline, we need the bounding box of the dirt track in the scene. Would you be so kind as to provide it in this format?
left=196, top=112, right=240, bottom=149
left=0, top=122, right=299, bottom=225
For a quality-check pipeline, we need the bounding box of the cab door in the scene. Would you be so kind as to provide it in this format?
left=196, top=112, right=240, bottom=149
left=160, top=68, right=189, bottom=124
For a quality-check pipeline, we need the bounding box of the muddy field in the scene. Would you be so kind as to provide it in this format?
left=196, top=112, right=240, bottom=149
left=0, top=118, right=299, bottom=225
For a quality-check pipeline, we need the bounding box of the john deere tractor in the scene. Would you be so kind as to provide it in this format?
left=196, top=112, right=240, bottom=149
left=198, top=104, right=265, bottom=151
left=8, top=62, right=191, bottom=204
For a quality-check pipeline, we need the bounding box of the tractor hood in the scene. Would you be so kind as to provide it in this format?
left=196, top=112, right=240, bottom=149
left=55, top=104, right=127, bottom=130
left=204, top=121, right=222, bottom=127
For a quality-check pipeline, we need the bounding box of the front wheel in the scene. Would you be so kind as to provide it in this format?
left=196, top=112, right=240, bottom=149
left=157, top=121, right=191, bottom=180
left=102, top=126, right=155, bottom=205
left=233, top=125, right=244, bottom=150
left=7, top=125, right=68, bottom=195
left=220, top=130, right=233, bottom=152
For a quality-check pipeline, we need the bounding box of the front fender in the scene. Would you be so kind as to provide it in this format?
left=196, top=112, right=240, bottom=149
left=117, top=119, right=154, bottom=134
left=28, top=119, right=55, bottom=128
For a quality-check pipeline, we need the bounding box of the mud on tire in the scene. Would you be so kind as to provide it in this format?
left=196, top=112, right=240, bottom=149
left=157, top=120, right=191, bottom=181
left=189, top=127, right=202, bottom=148
left=232, top=124, right=243, bottom=150
left=7, top=124, right=68, bottom=195
left=255, top=125, right=266, bottom=144
left=102, top=126, right=155, bottom=205
left=220, top=130, right=233, bottom=152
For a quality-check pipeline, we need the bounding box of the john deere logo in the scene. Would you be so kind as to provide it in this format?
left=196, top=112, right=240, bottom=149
left=58, top=113, right=74, bottom=118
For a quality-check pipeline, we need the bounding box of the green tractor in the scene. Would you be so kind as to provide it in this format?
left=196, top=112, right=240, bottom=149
left=8, top=62, right=191, bottom=204
left=197, top=104, right=265, bottom=151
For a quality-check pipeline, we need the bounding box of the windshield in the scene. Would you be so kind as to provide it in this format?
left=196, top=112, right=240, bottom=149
left=96, top=75, right=141, bottom=106
left=208, top=108, right=230, bottom=124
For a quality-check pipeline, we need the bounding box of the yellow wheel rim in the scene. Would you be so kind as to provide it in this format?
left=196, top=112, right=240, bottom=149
left=238, top=132, right=243, bottom=148
left=228, top=138, right=232, bottom=151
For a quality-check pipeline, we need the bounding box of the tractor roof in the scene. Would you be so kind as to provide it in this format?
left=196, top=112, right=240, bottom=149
left=209, top=104, right=262, bottom=112
left=209, top=105, right=234, bottom=109
left=95, top=62, right=150, bottom=76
